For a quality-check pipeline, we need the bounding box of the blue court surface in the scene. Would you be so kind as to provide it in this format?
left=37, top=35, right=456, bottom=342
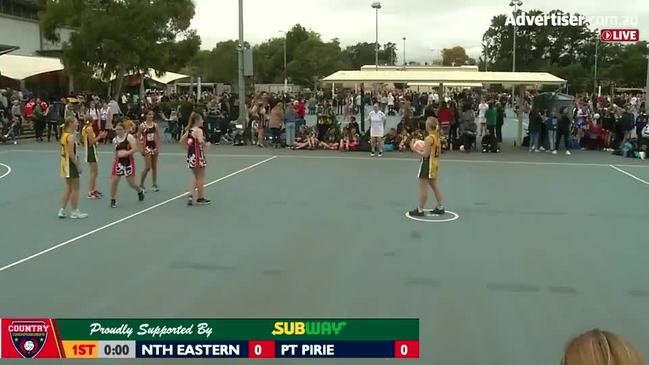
left=1, top=139, right=648, bottom=364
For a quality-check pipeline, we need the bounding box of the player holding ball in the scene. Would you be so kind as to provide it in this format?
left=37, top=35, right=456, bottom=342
left=409, top=117, right=445, bottom=217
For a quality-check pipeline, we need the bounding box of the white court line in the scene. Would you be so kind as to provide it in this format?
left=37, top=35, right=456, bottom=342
left=5, top=148, right=649, bottom=168
left=609, top=165, right=649, bottom=187
left=0, top=156, right=277, bottom=273
left=0, top=163, right=11, bottom=180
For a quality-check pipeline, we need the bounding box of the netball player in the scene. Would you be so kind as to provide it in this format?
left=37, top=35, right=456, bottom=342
left=110, top=122, right=145, bottom=208
left=82, top=117, right=107, bottom=199
left=181, top=112, right=210, bottom=206
left=409, top=117, right=445, bottom=217
left=368, top=103, right=386, bottom=157
left=58, top=117, right=88, bottom=219
left=137, top=110, right=161, bottom=192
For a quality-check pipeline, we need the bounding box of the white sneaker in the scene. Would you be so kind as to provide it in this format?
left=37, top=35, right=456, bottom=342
left=70, top=210, right=88, bottom=219
left=539, top=146, right=546, bottom=151
left=535, top=149, right=541, bottom=153
left=552, top=150, right=557, bottom=155
left=57, top=209, right=67, bottom=219
left=566, top=150, right=571, bottom=156
left=370, top=152, right=375, bottom=157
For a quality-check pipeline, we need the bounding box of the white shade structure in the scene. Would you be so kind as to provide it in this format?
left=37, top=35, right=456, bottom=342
left=322, top=68, right=566, bottom=147
left=145, top=70, right=190, bottom=85
left=407, top=82, right=483, bottom=88
left=360, top=65, right=479, bottom=72
left=322, top=70, right=566, bottom=86
left=0, top=54, right=64, bottom=80
left=105, top=69, right=190, bottom=84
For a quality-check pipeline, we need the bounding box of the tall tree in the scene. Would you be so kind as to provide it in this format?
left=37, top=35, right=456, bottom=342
left=442, top=46, right=474, bottom=66
left=40, top=0, right=200, bottom=97
left=287, top=37, right=349, bottom=88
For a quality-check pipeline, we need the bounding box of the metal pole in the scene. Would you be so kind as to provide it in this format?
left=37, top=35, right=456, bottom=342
left=403, top=37, right=406, bottom=67
left=594, top=36, right=599, bottom=97
left=237, top=0, right=246, bottom=124
left=511, top=3, right=518, bottom=100
left=645, top=54, right=649, bottom=100
left=517, top=86, right=523, bottom=146
left=283, top=32, right=287, bottom=94
left=375, top=8, right=379, bottom=69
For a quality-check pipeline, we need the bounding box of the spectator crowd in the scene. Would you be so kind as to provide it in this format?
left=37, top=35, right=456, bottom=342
left=1, top=86, right=646, bottom=160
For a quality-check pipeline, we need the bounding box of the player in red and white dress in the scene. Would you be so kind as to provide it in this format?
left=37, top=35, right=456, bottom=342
left=110, top=122, right=145, bottom=208
left=137, top=110, right=161, bottom=192
left=181, top=112, right=210, bottom=206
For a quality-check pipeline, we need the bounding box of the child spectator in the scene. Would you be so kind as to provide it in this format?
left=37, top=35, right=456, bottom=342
left=320, top=125, right=340, bottom=150
left=2, top=116, right=19, bottom=144
left=293, top=126, right=317, bottom=150
left=397, top=127, right=411, bottom=152
left=481, top=128, right=499, bottom=153
left=340, top=126, right=359, bottom=152
left=384, top=128, right=398, bottom=150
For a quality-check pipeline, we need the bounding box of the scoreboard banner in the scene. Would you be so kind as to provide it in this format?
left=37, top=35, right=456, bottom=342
left=0, top=319, right=419, bottom=359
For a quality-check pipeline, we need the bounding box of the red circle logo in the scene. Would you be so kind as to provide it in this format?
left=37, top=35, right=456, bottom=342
left=601, top=30, right=612, bottom=41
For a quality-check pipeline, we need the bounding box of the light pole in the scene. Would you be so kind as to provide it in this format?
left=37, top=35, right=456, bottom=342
left=237, top=0, right=246, bottom=124
left=509, top=0, right=522, bottom=116
left=594, top=32, right=599, bottom=96
left=371, top=2, right=381, bottom=69
left=402, top=37, right=406, bottom=67
left=645, top=45, right=649, bottom=100
left=279, top=30, right=287, bottom=94
left=509, top=0, right=522, bottom=73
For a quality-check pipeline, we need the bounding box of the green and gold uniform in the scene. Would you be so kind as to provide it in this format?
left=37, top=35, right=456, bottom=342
left=82, top=124, right=98, bottom=163
left=60, top=132, right=79, bottom=178
left=418, top=132, right=441, bottom=180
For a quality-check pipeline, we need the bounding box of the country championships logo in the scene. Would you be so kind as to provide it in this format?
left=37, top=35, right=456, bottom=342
left=8, top=321, right=49, bottom=358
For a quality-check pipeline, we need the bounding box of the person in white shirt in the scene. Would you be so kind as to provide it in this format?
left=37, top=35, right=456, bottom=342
left=478, top=100, right=489, bottom=136
left=367, top=103, right=386, bottom=157
left=427, top=93, right=434, bottom=105
left=387, top=92, right=395, bottom=114
left=380, top=93, right=388, bottom=113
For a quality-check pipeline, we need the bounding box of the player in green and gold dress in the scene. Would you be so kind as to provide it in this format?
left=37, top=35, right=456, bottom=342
left=409, top=117, right=445, bottom=217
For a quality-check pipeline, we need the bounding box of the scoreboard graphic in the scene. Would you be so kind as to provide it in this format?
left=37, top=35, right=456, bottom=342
left=0, top=319, right=419, bottom=359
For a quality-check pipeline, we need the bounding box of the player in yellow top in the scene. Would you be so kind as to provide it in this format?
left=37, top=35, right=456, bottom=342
left=409, top=117, right=445, bottom=217
left=59, top=116, right=88, bottom=219
left=82, top=117, right=107, bottom=200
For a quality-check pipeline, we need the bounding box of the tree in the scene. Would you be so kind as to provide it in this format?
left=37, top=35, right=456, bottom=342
left=379, top=42, right=397, bottom=65
left=287, top=38, right=349, bottom=88
left=40, top=0, right=200, bottom=97
left=343, top=42, right=395, bottom=69
left=442, top=46, right=473, bottom=66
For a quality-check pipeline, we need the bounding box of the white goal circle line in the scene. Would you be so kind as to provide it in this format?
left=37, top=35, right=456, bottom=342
left=404, top=210, right=460, bottom=223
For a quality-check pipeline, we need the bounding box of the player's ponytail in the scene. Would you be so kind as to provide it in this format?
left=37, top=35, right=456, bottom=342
left=188, top=112, right=202, bottom=128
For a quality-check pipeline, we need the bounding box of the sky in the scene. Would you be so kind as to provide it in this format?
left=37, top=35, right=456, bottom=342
left=191, top=0, right=648, bottom=63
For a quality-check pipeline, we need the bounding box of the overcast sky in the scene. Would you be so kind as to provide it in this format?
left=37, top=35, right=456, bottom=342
left=191, top=0, right=648, bottom=63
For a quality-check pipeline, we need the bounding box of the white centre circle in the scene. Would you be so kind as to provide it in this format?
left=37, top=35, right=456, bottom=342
left=0, top=163, right=11, bottom=180
left=405, top=210, right=460, bottom=223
